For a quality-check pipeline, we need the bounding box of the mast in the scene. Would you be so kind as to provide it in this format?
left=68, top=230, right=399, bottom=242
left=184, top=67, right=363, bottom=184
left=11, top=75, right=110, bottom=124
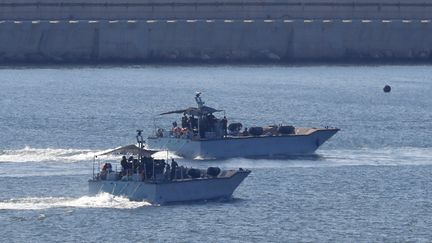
left=136, top=129, right=146, bottom=180
left=136, top=129, right=144, bottom=160
left=195, top=92, right=204, bottom=138
left=194, top=91, right=204, bottom=109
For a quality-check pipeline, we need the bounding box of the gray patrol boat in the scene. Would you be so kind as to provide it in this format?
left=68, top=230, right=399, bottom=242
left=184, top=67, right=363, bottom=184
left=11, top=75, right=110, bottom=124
left=146, top=93, right=339, bottom=159
left=88, top=131, right=250, bottom=204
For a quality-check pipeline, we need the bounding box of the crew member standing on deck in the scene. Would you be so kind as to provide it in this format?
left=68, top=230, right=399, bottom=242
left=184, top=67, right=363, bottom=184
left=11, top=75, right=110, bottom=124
left=165, top=164, right=171, bottom=180
left=181, top=113, right=188, bottom=128
left=191, top=115, right=197, bottom=130
left=222, top=116, right=228, bottom=137
left=120, top=156, right=128, bottom=175
left=242, top=127, right=249, bottom=136
left=170, top=159, right=178, bottom=180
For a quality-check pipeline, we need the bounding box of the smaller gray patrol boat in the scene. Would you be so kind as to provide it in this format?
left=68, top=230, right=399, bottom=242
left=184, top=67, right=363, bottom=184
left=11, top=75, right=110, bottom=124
left=88, top=131, right=250, bottom=204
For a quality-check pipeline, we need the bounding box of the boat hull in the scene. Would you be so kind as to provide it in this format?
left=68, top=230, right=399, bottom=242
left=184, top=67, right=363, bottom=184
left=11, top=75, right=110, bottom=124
left=146, top=128, right=339, bottom=159
left=88, top=171, right=250, bottom=204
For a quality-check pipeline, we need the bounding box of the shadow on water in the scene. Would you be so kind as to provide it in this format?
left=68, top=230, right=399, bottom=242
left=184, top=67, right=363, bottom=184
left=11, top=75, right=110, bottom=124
left=244, top=153, right=323, bottom=161
left=185, top=154, right=324, bottom=163
left=160, top=196, right=246, bottom=207
left=165, top=154, right=331, bottom=170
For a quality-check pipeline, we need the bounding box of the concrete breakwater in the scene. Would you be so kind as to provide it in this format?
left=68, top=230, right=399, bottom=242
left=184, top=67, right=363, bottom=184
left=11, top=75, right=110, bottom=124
left=1, top=0, right=432, bottom=63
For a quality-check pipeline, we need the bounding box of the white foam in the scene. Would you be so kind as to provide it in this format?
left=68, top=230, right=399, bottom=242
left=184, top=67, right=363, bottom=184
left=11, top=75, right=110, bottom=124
left=152, top=150, right=182, bottom=160
left=321, top=147, right=432, bottom=166
left=0, top=146, right=99, bottom=163
left=1, top=146, right=431, bottom=168
left=193, top=155, right=216, bottom=160
left=0, top=193, right=151, bottom=210
left=210, top=147, right=432, bottom=169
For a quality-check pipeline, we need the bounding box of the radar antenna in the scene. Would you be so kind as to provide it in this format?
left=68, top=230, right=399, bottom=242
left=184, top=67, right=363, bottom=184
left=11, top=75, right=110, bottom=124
left=195, top=91, right=205, bottom=108
left=136, top=129, right=144, bottom=149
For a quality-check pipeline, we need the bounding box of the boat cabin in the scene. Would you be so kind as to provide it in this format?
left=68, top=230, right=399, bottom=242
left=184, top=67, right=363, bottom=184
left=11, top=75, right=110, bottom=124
left=152, top=92, right=298, bottom=140
left=92, top=131, right=225, bottom=182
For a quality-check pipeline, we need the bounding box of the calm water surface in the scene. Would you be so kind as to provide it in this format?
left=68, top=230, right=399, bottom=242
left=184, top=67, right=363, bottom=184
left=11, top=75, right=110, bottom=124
left=0, top=65, right=431, bottom=242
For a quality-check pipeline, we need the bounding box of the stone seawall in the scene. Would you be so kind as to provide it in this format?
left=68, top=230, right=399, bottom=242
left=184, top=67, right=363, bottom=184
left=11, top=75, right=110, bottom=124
left=1, top=19, right=431, bottom=63
left=1, top=0, right=431, bottom=63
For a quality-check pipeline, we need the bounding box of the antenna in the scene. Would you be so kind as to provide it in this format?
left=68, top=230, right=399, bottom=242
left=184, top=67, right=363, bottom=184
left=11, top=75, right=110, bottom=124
left=194, top=91, right=205, bottom=108
left=136, top=129, right=144, bottom=148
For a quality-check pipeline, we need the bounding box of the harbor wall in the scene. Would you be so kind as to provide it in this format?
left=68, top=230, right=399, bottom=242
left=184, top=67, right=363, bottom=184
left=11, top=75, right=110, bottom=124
left=1, top=0, right=432, bottom=63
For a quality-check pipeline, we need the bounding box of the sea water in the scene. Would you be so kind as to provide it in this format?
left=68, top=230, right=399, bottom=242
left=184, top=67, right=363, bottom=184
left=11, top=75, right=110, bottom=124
left=0, top=65, right=431, bottom=241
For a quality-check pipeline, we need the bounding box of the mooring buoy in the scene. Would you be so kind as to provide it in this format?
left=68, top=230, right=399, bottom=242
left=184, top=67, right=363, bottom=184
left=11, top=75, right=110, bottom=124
left=383, top=85, right=391, bottom=93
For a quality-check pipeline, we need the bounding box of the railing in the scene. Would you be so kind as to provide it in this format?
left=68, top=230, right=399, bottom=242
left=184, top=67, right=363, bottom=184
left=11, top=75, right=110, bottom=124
left=1, top=2, right=432, bottom=8
left=2, top=1, right=431, bottom=21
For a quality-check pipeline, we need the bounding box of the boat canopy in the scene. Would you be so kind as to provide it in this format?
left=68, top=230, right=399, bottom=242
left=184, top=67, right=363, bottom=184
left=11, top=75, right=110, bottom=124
left=97, top=144, right=157, bottom=157
left=159, top=106, right=222, bottom=116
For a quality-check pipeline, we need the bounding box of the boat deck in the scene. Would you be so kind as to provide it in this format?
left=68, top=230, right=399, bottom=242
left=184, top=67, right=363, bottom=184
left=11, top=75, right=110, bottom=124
left=91, top=169, right=249, bottom=183
left=215, top=127, right=338, bottom=140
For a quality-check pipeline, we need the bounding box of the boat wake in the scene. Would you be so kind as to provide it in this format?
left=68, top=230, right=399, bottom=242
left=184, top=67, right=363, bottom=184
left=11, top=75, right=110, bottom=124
left=0, top=193, right=151, bottom=210
left=0, top=146, right=98, bottom=163
left=1, top=146, right=431, bottom=168
left=151, top=150, right=182, bottom=160
left=212, top=147, right=432, bottom=168
left=321, top=147, right=432, bottom=167
left=0, top=147, right=185, bottom=164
